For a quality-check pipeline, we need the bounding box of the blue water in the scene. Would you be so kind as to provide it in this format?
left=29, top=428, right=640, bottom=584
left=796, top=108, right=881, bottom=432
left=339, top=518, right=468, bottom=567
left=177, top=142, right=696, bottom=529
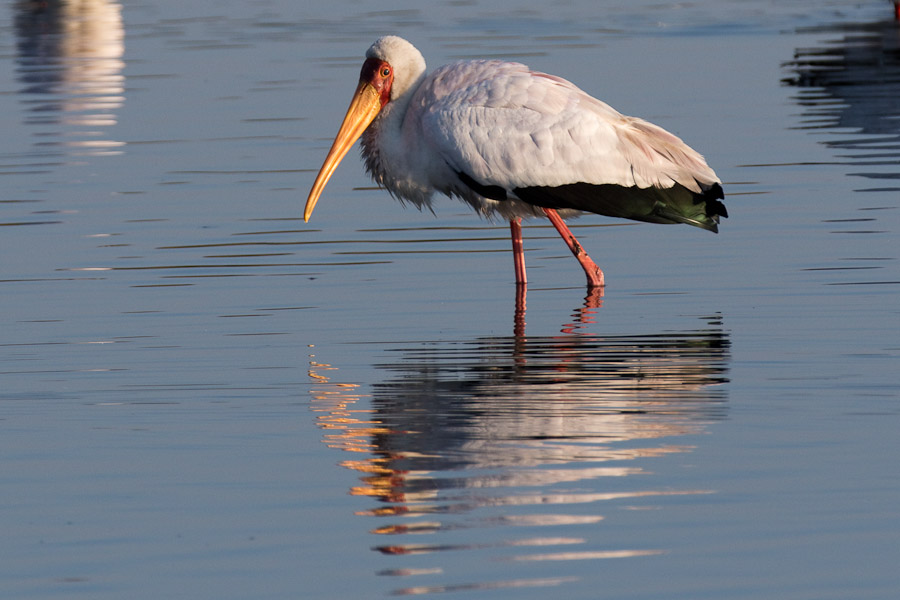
left=1, top=1, right=898, bottom=599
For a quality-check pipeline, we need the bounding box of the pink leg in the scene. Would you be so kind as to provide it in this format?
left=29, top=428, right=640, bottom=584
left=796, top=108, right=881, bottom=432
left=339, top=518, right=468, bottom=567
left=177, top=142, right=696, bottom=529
left=510, top=219, right=527, bottom=285
left=542, top=208, right=605, bottom=288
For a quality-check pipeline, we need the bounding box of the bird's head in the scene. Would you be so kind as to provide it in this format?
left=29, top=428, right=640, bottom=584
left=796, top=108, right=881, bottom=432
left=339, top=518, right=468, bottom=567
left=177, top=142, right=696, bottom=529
left=304, top=36, right=425, bottom=222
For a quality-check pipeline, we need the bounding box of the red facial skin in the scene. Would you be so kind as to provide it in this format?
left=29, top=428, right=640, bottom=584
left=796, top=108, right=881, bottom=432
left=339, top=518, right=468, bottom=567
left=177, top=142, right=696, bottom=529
left=359, top=57, right=394, bottom=107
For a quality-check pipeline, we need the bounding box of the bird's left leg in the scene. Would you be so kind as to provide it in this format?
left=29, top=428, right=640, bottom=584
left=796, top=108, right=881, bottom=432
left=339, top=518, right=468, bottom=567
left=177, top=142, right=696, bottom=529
left=510, top=218, right=527, bottom=285
left=542, top=208, right=605, bottom=288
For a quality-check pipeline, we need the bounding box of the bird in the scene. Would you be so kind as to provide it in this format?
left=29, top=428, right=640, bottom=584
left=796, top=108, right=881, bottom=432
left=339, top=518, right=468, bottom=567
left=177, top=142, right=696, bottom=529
left=305, top=36, right=726, bottom=288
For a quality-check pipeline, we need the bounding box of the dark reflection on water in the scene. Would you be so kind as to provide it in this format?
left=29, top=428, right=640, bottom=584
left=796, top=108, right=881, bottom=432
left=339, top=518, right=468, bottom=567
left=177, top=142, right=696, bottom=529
left=780, top=16, right=900, bottom=289
left=13, top=0, right=125, bottom=158
left=309, top=315, right=729, bottom=595
left=783, top=17, right=900, bottom=187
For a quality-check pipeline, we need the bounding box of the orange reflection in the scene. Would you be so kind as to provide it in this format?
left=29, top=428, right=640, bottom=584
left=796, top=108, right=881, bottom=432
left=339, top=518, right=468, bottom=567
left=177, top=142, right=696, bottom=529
left=308, top=352, right=384, bottom=457
left=307, top=316, right=729, bottom=595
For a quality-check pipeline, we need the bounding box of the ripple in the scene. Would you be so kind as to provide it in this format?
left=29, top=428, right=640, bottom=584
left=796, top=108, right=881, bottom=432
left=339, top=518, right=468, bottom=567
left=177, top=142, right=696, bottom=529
left=307, top=318, right=729, bottom=596
left=784, top=18, right=900, bottom=182
left=14, top=0, right=125, bottom=159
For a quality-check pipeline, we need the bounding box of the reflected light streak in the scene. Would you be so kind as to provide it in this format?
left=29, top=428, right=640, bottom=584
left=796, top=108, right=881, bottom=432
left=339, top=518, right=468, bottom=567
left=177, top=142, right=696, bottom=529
left=15, top=0, right=126, bottom=157
left=374, top=536, right=585, bottom=557
left=307, top=348, right=388, bottom=461
left=377, top=568, right=444, bottom=577
left=512, top=549, right=665, bottom=562
left=391, top=576, right=579, bottom=596
left=306, top=317, right=729, bottom=596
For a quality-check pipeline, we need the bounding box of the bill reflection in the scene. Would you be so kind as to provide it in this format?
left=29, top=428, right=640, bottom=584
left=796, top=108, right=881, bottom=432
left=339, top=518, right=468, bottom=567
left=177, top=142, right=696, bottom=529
left=308, top=315, right=730, bottom=595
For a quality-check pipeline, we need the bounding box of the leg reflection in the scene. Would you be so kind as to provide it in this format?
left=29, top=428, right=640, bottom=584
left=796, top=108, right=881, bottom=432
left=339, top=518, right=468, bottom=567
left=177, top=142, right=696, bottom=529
left=512, top=284, right=604, bottom=336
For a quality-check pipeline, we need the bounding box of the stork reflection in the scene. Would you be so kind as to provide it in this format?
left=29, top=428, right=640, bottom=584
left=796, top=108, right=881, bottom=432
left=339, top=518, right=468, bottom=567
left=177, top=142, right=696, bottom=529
left=514, top=285, right=604, bottom=337
left=308, top=314, right=730, bottom=595
left=783, top=14, right=900, bottom=186
left=14, top=0, right=125, bottom=156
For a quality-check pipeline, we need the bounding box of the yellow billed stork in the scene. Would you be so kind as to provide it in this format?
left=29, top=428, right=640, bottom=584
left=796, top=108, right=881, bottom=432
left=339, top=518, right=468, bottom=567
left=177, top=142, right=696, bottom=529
left=305, top=36, right=726, bottom=288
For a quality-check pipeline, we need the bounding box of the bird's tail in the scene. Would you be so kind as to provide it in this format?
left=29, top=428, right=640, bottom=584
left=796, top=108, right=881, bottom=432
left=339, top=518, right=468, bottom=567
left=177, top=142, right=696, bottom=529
left=653, top=182, right=727, bottom=233
left=514, top=180, right=727, bottom=232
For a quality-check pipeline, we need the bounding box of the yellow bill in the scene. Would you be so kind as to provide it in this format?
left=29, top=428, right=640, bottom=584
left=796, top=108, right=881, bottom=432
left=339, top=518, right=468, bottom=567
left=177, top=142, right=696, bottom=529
left=304, top=81, right=384, bottom=222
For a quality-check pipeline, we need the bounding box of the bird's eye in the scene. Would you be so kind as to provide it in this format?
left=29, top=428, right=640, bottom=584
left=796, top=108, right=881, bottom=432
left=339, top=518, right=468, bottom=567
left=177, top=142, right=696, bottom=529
left=381, top=67, right=391, bottom=77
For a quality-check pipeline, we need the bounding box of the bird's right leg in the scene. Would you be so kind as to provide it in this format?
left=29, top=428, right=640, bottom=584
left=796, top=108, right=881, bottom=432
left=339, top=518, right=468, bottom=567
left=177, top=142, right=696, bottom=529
left=510, top=218, right=527, bottom=285
left=542, top=208, right=605, bottom=288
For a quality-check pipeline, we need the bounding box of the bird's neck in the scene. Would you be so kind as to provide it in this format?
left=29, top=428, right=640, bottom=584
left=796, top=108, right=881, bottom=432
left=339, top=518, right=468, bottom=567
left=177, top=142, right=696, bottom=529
left=361, top=74, right=426, bottom=194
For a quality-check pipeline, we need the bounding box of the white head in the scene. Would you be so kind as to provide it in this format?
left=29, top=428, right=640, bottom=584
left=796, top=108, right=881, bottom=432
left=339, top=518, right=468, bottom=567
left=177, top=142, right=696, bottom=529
left=365, top=36, right=427, bottom=101
left=304, top=36, right=427, bottom=222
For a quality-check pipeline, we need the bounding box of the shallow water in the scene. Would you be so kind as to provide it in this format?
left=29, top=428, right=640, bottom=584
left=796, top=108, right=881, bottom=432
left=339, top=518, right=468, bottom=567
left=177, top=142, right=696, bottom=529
left=1, top=1, right=898, bottom=599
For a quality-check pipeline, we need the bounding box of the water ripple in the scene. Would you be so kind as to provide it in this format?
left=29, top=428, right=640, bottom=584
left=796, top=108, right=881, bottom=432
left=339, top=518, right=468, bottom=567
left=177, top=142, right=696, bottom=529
left=783, top=17, right=900, bottom=187
left=308, top=316, right=729, bottom=594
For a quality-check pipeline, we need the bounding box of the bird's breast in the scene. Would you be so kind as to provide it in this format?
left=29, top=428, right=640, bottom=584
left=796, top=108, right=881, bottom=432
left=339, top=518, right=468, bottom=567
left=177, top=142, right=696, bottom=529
left=360, top=112, right=438, bottom=208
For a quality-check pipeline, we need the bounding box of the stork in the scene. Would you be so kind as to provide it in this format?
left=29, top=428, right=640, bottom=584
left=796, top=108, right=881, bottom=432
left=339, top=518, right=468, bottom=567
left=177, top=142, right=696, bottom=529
left=306, top=36, right=726, bottom=289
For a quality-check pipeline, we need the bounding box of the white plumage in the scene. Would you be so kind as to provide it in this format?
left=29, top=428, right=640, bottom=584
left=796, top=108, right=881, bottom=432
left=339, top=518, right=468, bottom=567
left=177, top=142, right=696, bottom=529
left=306, top=36, right=727, bottom=289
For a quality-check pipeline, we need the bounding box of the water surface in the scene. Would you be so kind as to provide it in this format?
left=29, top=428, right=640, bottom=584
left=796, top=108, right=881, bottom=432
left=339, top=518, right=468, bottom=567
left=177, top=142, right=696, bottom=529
left=1, top=1, right=898, bottom=599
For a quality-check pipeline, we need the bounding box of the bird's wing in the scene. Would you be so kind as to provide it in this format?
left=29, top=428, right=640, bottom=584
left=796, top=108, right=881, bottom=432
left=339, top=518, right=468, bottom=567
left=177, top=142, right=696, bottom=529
left=414, top=60, right=719, bottom=195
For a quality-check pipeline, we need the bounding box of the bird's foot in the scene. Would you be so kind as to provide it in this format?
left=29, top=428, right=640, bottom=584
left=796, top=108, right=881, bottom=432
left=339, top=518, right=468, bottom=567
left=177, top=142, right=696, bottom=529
left=584, top=265, right=605, bottom=289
